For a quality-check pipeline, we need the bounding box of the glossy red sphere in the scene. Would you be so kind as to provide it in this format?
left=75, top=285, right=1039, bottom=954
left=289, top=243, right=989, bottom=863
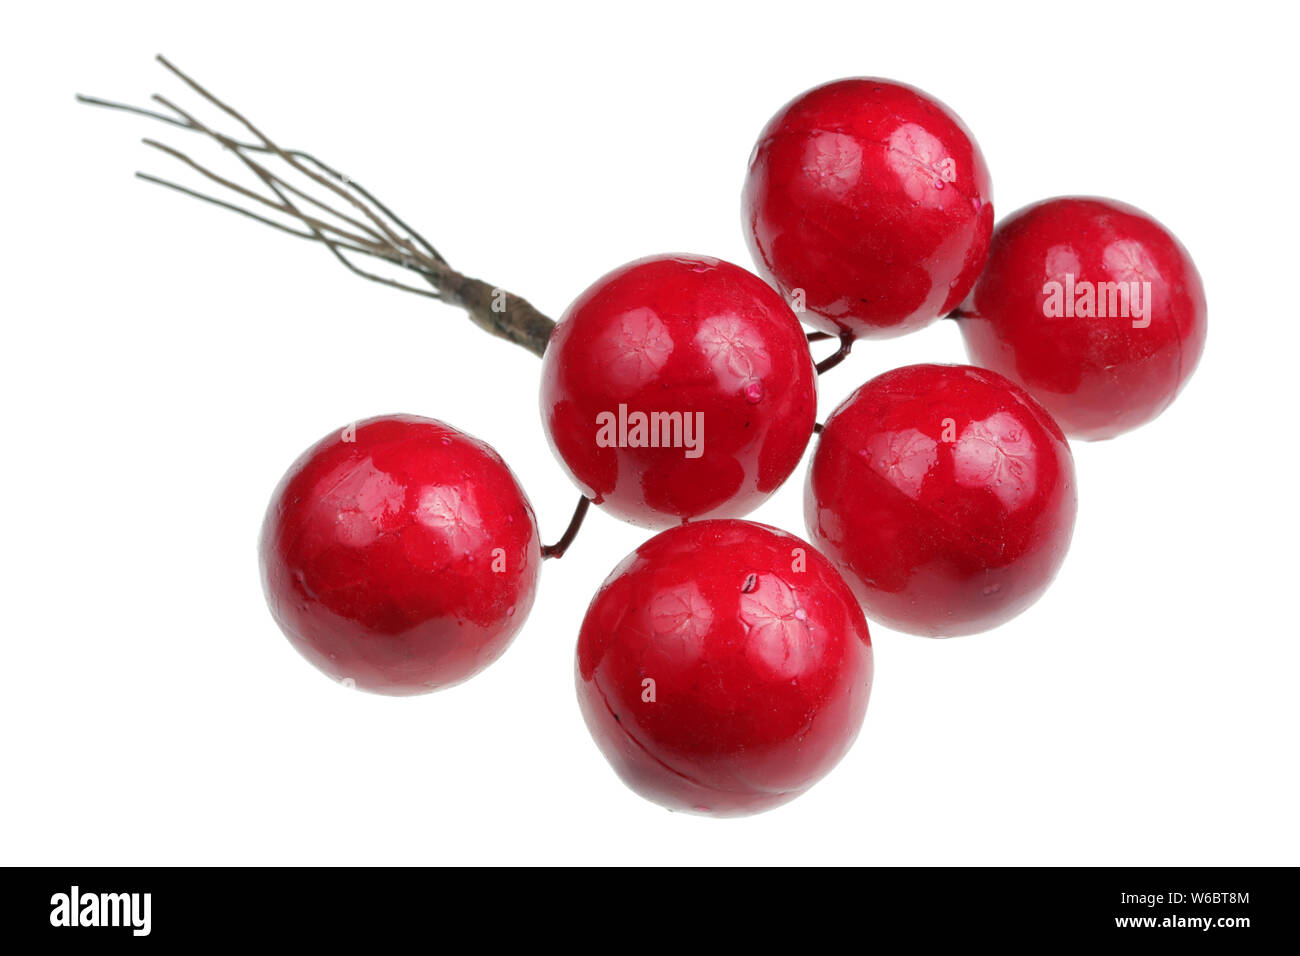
left=957, top=197, right=1207, bottom=440
left=260, top=415, right=542, bottom=695
left=576, top=520, right=873, bottom=816
left=806, top=365, right=1076, bottom=637
left=743, top=77, right=993, bottom=339
left=540, top=254, right=817, bottom=529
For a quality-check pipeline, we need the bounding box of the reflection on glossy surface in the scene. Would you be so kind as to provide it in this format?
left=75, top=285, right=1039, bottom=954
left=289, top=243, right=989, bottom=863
left=694, top=312, right=772, bottom=388
left=806, top=365, right=1077, bottom=637
left=597, top=306, right=674, bottom=388
left=540, top=254, right=817, bottom=529
left=863, top=427, right=937, bottom=500
left=259, top=415, right=542, bottom=695
left=805, top=131, right=863, bottom=195
left=886, top=123, right=955, bottom=206
left=951, top=411, right=1037, bottom=511
left=739, top=575, right=815, bottom=680
left=958, top=196, right=1207, bottom=440
left=576, top=520, right=873, bottom=816
left=743, top=77, right=994, bottom=338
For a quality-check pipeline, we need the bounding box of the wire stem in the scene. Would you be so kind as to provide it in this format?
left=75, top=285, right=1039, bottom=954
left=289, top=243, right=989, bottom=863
left=541, top=497, right=591, bottom=560
left=815, top=331, right=855, bottom=374
left=77, top=56, right=556, bottom=356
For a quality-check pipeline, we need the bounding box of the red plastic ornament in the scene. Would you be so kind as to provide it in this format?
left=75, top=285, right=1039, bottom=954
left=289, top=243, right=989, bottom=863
left=540, top=254, right=817, bottom=529
left=806, top=364, right=1076, bottom=637
left=957, top=196, right=1207, bottom=440
left=743, top=77, right=993, bottom=339
left=260, top=415, right=541, bottom=695
left=576, top=520, right=873, bottom=816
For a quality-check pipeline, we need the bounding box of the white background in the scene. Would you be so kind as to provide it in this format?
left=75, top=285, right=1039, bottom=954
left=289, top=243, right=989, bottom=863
left=3, top=1, right=1296, bottom=866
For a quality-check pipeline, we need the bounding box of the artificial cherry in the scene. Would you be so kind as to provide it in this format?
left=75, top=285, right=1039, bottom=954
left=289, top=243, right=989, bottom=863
left=743, top=77, right=993, bottom=339
left=576, top=520, right=873, bottom=816
left=260, top=415, right=542, bottom=695
left=956, top=196, right=1207, bottom=440
left=806, top=364, right=1077, bottom=637
left=540, top=254, right=817, bottom=529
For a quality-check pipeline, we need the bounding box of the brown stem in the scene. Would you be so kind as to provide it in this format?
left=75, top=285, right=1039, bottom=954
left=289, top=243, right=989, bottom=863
left=541, top=497, right=591, bottom=559
left=134, top=173, right=390, bottom=261
left=76, top=56, right=556, bottom=357
left=815, top=331, right=855, bottom=374
left=154, top=55, right=413, bottom=256
left=154, top=92, right=444, bottom=303
left=141, top=139, right=384, bottom=250
left=76, top=93, right=448, bottom=264
left=438, top=274, right=556, bottom=358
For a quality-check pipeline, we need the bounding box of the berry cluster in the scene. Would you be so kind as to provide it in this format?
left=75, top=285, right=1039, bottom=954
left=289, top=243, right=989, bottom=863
left=260, top=77, right=1206, bottom=815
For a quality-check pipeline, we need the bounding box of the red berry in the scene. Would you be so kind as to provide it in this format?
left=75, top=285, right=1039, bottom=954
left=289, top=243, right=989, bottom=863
left=957, top=197, right=1207, bottom=440
left=540, top=254, right=817, bottom=528
left=259, top=415, right=541, bottom=695
left=743, top=78, right=993, bottom=339
left=576, top=520, right=873, bottom=815
left=806, top=364, right=1076, bottom=637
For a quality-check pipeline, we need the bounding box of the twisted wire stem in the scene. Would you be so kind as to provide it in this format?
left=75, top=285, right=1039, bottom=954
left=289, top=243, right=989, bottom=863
left=77, top=56, right=555, bottom=356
